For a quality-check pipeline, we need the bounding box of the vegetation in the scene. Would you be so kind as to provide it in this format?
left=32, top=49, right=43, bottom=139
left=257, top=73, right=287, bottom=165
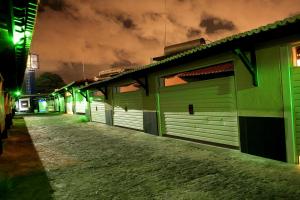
left=35, top=72, right=65, bottom=93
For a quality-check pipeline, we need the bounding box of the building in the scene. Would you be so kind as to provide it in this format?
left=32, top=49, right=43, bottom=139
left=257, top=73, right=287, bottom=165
left=0, top=0, right=39, bottom=154
left=55, top=14, right=300, bottom=164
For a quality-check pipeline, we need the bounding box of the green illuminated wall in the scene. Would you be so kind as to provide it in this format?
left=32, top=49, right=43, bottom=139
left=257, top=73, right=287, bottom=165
left=235, top=46, right=284, bottom=117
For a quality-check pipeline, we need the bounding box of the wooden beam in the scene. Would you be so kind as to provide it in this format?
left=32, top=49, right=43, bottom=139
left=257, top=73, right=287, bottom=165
left=97, top=86, right=108, bottom=100
left=79, top=91, right=87, bottom=100
left=133, top=76, right=149, bottom=96
left=233, top=48, right=258, bottom=86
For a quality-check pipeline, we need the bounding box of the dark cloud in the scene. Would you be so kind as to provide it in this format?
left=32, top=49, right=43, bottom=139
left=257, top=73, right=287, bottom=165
left=55, top=62, right=103, bottom=82
left=200, top=14, right=236, bottom=34
left=167, top=15, right=182, bottom=27
left=110, top=60, right=137, bottom=68
left=136, top=35, right=160, bottom=45
left=114, top=49, right=130, bottom=60
left=186, top=27, right=201, bottom=38
left=39, top=0, right=67, bottom=12
left=116, top=14, right=136, bottom=29
left=64, top=6, right=80, bottom=20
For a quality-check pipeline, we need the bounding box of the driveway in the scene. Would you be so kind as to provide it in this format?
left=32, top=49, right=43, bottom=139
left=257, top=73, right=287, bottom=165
left=1, top=114, right=300, bottom=199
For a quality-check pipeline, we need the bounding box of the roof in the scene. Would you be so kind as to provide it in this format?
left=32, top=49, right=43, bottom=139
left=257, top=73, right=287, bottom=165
left=53, top=79, right=95, bottom=94
left=0, top=0, right=39, bottom=90
left=82, top=14, right=300, bottom=90
left=177, top=62, right=233, bottom=77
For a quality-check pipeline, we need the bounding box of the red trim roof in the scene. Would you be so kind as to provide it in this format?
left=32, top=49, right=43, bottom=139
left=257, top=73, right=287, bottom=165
left=177, top=62, right=234, bottom=77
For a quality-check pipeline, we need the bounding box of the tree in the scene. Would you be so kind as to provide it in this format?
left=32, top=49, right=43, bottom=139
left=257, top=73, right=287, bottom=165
left=35, top=72, right=65, bottom=93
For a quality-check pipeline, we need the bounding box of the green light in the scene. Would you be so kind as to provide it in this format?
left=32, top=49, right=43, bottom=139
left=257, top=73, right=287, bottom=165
left=25, top=31, right=31, bottom=38
left=14, top=91, right=21, bottom=96
left=13, top=32, right=24, bottom=44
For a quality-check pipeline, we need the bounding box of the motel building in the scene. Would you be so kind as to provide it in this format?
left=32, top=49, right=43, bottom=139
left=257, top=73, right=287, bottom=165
left=52, top=14, right=300, bottom=165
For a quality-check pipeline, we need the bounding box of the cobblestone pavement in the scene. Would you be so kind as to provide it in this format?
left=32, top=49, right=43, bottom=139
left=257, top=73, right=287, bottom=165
left=1, top=114, right=300, bottom=200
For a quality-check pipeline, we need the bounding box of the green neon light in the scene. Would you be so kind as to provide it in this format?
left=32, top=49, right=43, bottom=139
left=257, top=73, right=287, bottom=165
left=14, top=90, right=21, bottom=97
left=13, top=31, right=24, bottom=44
left=25, top=31, right=31, bottom=37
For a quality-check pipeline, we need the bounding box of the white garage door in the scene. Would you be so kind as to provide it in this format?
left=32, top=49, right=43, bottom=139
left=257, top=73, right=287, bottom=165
left=160, top=76, right=239, bottom=147
left=113, top=90, right=143, bottom=130
left=66, top=96, right=73, bottom=114
left=91, top=99, right=106, bottom=123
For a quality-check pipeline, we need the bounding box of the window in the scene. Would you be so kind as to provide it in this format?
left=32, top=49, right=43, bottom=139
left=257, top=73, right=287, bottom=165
left=161, top=62, right=234, bottom=87
left=296, top=46, right=300, bottom=66
left=92, top=90, right=103, bottom=97
left=117, top=82, right=141, bottom=93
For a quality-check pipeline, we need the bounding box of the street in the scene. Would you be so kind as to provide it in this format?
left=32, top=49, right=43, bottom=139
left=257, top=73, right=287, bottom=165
left=1, top=114, right=300, bottom=200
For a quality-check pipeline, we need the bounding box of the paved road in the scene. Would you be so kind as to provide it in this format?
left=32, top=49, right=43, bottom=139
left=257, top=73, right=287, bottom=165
left=1, top=114, right=300, bottom=200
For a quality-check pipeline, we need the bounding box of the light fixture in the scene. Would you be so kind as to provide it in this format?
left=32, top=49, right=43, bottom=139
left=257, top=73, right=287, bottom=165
left=25, top=30, right=31, bottom=38
left=13, top=90, right=21, bottom=97
left=13, top=31, right=24, bottom=44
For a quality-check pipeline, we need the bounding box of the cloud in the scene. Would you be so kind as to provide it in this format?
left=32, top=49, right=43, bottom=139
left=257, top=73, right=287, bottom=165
left=39, top=0, right=67, bottom=12
left=200, top=14, right=237, bottom=34
left=32, top=0, right=300, bottom=83
left=186, top=27, right=202, bottom=38
left=142, top=12, right=162, bottom=22
left=54, top=62, right=106, bottom=83
left=115, top=14, right=136, bottom=30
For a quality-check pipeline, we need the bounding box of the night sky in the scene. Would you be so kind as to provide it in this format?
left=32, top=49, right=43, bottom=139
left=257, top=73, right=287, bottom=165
left=31, top=0, right=300, bottom=82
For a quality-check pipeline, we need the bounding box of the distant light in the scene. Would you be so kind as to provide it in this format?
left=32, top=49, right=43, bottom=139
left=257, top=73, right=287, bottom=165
left=14, top=91, right=21, bottom=96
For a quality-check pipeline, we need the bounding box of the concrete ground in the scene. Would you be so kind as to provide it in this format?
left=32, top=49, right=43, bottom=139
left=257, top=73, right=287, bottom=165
left=1, top=114, right=300, bottom=200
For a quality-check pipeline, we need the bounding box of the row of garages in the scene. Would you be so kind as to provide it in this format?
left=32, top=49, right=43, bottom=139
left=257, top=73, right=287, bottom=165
left=51, top=15, right=300, bottom=164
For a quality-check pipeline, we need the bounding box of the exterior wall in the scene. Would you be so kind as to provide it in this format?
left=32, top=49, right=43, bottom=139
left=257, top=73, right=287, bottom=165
left=66, top=95, right=73, bottom=114
left=83, top=37, right=300, bottom=163
left=75, top=92, right=86, bottom=114
left=47, top=99, right=54, bottom=112
left=152, top=53, right=234, bottom=136
left=59, top=96, right=65, bottom=113
left=0, top=79, right=4, bottom=134
left=291, top=67, right=300, bottom=163
left=234, top=46, right=284, bottom=117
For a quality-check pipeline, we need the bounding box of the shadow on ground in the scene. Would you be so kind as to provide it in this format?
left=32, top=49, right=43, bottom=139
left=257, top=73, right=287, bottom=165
left=0, top=116, right=53, bottom=200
